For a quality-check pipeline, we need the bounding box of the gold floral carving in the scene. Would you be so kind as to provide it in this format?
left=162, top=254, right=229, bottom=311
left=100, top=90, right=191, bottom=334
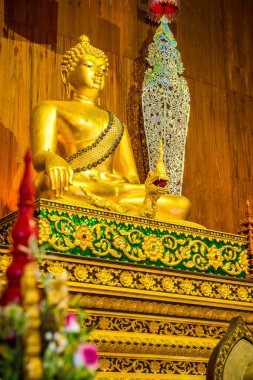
left=142, top=235, right=165, bottom=262
left=119, top=271, right=133, bottom=287
left=98, top=357, right=207, bottom=376
left=206, top=248, right=223, bottom=270
left=0, top=201, right=248, bottom=278
left=38, top=257, right=253, bottom=304
left=84, top=314, right=227, bottom=340
left=41, top=260, right=75, bottom=280
left=74, top=264, right=88, bottom=282
left=1, top=249, right=253, bottom=307
left=32, top=201, right=248, bottom=277
left=236, top=286, right=249, bottom=301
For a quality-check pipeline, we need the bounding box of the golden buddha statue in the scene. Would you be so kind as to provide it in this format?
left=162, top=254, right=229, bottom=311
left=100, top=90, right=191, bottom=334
left=30, top=35, right=190, bottom=221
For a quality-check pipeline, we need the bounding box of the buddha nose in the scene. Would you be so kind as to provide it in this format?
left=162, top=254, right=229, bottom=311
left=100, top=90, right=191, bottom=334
left=95, top=67, right=101, bottom=76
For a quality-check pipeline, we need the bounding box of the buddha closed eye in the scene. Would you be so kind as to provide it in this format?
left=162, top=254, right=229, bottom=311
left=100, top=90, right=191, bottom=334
left=84, top=62, right=94, bottom=68
left=83, top=61, right=107, bottom=74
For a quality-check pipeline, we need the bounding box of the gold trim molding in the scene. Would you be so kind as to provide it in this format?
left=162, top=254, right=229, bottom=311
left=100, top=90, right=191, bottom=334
left=78, top=294, right=253, bottom=324
left=89, top=330, right=218, bottom=357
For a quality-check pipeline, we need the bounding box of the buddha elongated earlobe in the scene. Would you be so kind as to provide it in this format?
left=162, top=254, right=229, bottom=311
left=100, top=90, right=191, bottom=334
left=61, top=69, right=70, bottom=99
left=64, top=82, right=70, bottom=99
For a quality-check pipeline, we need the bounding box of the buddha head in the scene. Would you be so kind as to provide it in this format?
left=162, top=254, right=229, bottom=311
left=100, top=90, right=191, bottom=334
left=61, top=35, right=109, bottom=98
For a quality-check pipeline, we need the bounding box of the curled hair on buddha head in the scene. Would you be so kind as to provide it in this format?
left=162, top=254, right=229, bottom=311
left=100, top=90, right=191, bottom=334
left=61, top=35, right=109, bottom=73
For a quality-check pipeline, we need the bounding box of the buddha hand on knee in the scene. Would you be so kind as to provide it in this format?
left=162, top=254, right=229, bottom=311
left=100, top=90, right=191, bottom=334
left=45, top=152, right=74, bottom=198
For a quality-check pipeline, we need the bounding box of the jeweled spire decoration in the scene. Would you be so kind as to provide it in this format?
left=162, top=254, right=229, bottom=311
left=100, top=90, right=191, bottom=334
left=142, top=15, right=190, bottom=195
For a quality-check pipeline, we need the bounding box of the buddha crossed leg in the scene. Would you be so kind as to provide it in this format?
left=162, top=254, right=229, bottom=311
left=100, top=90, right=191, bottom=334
left=30, top=36, right=190, bottom=221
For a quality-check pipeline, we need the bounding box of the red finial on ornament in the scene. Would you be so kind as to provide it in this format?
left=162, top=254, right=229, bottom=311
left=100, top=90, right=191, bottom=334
left=147, top=0, right=180, bottom=23
left=1, top=149, right=38, bottom=305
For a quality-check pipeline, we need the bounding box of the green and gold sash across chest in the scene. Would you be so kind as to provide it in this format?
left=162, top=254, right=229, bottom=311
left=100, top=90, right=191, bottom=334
left=66, top=111, right=124, bottom=173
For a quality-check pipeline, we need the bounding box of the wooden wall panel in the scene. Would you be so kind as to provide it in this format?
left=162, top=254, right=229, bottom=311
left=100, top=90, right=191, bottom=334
left=177, top=0, right=227, bottom=88
left=224, top=0, right=253, bottom=97
left=227, top=92, right=253, bottom=231
left=0, top=0, right=252, bottom=234
left=0, top=38, right=32, bottom=214
left=183, top=79, right=234, bottom=232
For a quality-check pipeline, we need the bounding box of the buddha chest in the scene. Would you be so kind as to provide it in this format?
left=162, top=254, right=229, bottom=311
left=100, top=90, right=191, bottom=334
left=56, top=103, right=109, bottom=152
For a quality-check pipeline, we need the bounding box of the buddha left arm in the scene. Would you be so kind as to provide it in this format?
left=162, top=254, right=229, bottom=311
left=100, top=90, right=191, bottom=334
left=113, top=125, right=140, bottom=184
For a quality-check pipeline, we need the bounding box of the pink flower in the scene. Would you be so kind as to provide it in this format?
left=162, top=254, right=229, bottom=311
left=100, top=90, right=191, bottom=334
left=65, top=313, right=80, bottom=333
left=73, top=343, right=99, bottom=371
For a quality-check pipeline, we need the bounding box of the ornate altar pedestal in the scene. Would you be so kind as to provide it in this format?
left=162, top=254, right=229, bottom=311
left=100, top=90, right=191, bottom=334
left=1, top=199, right=253, bottom=379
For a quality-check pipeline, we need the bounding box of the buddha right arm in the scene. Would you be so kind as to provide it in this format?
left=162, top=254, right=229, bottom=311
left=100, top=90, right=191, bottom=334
left=30, top=103, right=73, bottom=198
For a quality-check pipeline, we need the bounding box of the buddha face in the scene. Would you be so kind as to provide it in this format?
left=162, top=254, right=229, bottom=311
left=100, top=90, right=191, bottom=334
left=67, top=54, right=108, bottom=94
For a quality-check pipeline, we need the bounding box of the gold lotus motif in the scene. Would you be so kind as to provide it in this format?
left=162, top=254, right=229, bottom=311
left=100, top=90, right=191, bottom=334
left=149, top=321, right=160, bottom=334
left=95, top=268, right=113, bottom=285
left=201, top=282, right=213, bottom=297
left=139, top=273, right=156, bottom=290
left=142, top=235, right=164, bottom=262
left=47, top=261, right=67, bottom=279
left=119, top=271, right=133, bottom=287
left=161, top=277, right=175, bottom=292
left=99, top=358, right=111, bottom=371
left=217, top=284, right=231, bottom=299
left=180, top=279, right=195, bottom=294
left=98, top=316, right=111, bottom=330
left=73, top=225, right=94, bottom=250
left=237, top=286, right=249, bottom=301
left=73, top=264, right=88, bottom=282
left=206, top=247, right=223, bottom=270
left=150, top=361, right=161, bottom=373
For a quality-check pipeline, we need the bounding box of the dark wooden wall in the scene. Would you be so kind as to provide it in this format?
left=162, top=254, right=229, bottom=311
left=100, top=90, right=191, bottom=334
left=0, top=0, right=252, bottom=233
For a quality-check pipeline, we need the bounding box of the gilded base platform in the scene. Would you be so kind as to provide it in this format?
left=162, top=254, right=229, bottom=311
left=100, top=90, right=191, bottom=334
left=1, top=246, right=253, bottom=379
left=0, top=200, right=252, bottom=379
left=0, top=199, right=248, bottom=278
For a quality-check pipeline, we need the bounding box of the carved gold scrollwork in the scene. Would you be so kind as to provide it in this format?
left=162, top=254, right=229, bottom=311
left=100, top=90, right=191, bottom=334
left=93, top=224, right=121, bottom=258
left=99, top=358, right=207, bottom=375
left=37, top=210, right=248, bottom=276
left=83, top=314, right=227, bottom=340
left=46, top=215, right=76, bottom=251
left=37, top=257, right=253, bottom=305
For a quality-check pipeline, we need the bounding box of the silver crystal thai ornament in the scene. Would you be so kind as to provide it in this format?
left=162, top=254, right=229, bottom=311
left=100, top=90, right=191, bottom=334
left=142, top=15, right=190, bottom=195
